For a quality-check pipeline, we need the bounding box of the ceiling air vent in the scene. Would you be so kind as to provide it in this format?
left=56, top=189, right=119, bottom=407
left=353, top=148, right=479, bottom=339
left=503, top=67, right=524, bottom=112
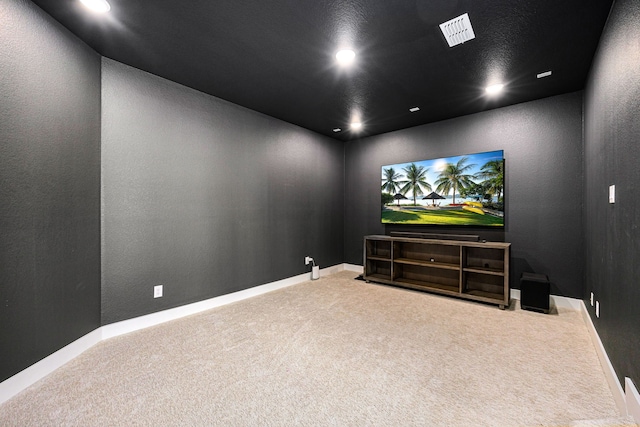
left=439, top=13, right=475, bottom=47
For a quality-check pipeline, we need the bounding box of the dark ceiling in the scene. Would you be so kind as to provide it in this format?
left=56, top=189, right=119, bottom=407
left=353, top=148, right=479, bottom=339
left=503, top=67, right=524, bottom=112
left=30, top=0, right=613, bottom=141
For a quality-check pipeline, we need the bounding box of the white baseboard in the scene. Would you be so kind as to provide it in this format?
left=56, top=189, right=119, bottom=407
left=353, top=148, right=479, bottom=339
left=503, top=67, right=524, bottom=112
left=511, top=289, right=582, bottom=311
left=319, top=263, right=346, bottom=277
left=103, top=263, right=358, bottom=339
left=626, top=377, right=640, bottom=422
left=0, top=328, right=102, bottom=405
left=550, top=294, right=583, bottom=311
left=580, top=301, right=627, bottom=416
left=1, top=264, right=346, bottom=405
left=509, top=288, right=583, bottom=311
left=343, top=263, right=364, bottom=273
left=103, top=263, right=345, bottom=339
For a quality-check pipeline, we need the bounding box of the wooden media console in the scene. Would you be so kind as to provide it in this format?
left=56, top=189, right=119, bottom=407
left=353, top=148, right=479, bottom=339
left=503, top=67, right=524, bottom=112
left=363, top=235, right=511, bottom=309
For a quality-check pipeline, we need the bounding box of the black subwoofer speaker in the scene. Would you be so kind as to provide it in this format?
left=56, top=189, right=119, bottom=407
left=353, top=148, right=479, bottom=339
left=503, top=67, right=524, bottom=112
left=520, top=272, right=550, bottom=314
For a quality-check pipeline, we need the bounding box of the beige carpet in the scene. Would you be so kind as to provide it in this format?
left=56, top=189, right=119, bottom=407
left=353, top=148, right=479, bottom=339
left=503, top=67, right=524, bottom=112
left=0, top=271, right=625, bottom=426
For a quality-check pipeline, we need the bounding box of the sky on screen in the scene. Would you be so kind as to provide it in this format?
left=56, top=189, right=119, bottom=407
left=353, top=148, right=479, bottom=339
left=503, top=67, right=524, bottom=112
left=381, top=150, right=503, bottom=188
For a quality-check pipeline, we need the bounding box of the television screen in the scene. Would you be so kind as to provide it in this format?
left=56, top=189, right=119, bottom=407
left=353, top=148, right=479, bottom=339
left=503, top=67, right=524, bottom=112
left=381, top=150, right=504, bottom=226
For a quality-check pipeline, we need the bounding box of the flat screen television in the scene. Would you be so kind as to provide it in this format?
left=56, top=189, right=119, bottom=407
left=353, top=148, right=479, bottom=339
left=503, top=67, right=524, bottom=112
left=381, top=150, right=504, bottom=226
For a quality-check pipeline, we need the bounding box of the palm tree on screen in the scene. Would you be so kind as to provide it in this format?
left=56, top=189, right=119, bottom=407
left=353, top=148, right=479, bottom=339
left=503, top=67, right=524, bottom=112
left=476, top=160, right=504, bottom=202
left=382, top=167, right=404, bottom=206
left=435, top=157, right=476, bottom=204
left=381, top=167, right=402, bottom=194
left=399, top=163, right=431, bottom=205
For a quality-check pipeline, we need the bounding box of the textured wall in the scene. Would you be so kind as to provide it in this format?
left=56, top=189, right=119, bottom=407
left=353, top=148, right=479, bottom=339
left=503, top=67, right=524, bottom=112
left=584, top=0, right=640, bottom=387
left=344, top=93, right=584, bottom=297
left=0, top=0, right=101, bottom=382
left=101, top=59, right=344, bottom=324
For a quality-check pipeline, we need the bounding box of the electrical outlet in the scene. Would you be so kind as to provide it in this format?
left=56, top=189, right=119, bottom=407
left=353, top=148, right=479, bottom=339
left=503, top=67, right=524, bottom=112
left=596, top=301, right=600, bottom=318
left=154, top=285, right=163, bottom=298
left=609, top=185, right=615, bottom=203
left=305, top=256, right=313, bottom=265
left=590, top=292, right=594, bottom=306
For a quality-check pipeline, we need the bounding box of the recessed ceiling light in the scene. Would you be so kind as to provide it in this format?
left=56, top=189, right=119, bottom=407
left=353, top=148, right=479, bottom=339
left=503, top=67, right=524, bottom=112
left=350, top=121, right=362, bottom=130
left=79, top=0, right=111, bottom=13
left=409, top=107, right=420, bottom=112
left=333, top=128, right=342, bottom=132
left=336, top=50, right=356, bottom=66
left=485, top=83, right=504, bottom=95
left=537, top=71, right=552, bottom=79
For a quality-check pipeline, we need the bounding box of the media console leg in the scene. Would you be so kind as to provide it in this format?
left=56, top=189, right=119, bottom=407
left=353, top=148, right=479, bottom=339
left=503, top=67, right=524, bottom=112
left=499, top=304, right=505, bottom=310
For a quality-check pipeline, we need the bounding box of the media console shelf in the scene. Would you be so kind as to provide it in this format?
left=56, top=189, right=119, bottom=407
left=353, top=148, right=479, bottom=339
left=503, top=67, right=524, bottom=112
left=364, top=235, right=510, bottom=309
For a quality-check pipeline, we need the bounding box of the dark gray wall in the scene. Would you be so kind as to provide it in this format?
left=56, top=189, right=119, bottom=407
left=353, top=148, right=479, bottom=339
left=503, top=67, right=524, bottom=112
left=101, top=59, right=344, bottom=324
left=0, top=0, right=101, bottom=382
left=345, top=92, right=584, bottom=297
left=584, top=0, right=640, bottom=387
